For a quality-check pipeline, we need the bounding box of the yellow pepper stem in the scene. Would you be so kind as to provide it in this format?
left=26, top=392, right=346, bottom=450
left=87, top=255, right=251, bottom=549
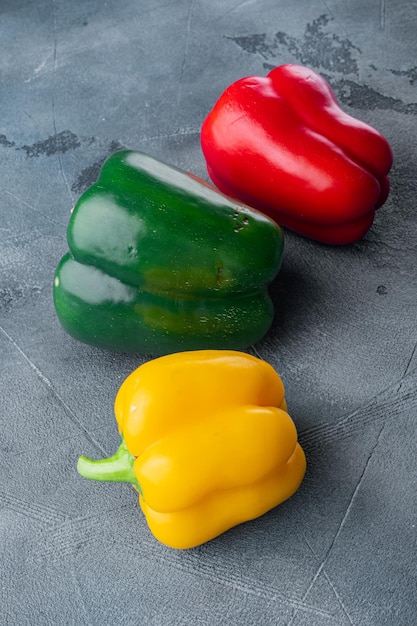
left=77, top=438, right=141, bottom=492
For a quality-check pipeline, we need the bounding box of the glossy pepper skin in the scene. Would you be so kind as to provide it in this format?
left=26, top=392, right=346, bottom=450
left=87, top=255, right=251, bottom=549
left=201, top=64, right=393, bottom=245
left=53, top=151, right=284, bottom=355
left=77, top=350, right=306, bottom=549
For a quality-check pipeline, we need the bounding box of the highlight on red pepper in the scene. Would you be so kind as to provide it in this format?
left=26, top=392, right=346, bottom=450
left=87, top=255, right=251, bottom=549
left=201, top=64, right=393, bottom=245
left=77, top=350, right=306, bottom=549
left=53, top=150, right=284, bottom=355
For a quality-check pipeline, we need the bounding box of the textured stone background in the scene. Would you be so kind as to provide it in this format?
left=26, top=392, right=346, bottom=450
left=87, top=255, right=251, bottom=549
left=1, top=1, right=416, bottom=624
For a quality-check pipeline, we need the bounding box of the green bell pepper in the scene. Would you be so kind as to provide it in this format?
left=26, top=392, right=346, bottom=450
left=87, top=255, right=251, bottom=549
left=53, top=150, right=284, bottom=354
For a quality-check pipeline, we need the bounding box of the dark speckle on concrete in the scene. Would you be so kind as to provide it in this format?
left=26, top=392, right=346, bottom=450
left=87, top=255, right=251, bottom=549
left=21, top=130, right=81, bottom=157
left=0, top=134, right=15, bottom=148
left=71, top=159, right=104, bottom=194
left=390, top=66, right=417, bottom=85
left=71, top=140, right=125, bottom=194
left=332, top=78, right=417, bottom=114
left=229, top=14, right=360, bottom=75
left=227, top=33, right=271, bottom=59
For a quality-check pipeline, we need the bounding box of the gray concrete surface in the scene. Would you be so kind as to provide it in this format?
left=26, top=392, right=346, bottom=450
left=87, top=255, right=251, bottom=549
left=1, top=1, right=416, bottom=624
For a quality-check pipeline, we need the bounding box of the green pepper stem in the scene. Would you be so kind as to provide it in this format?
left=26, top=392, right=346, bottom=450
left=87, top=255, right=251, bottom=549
left=77, top=438, right=141, bottom=492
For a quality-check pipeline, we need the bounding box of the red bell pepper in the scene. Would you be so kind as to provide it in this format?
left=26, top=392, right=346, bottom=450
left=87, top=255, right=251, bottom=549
left=201, top=64, right=393, bottom=245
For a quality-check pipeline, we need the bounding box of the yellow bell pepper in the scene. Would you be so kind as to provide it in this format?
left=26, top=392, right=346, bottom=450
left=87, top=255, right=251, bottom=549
left=77, top=350, right=306, bottom=549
